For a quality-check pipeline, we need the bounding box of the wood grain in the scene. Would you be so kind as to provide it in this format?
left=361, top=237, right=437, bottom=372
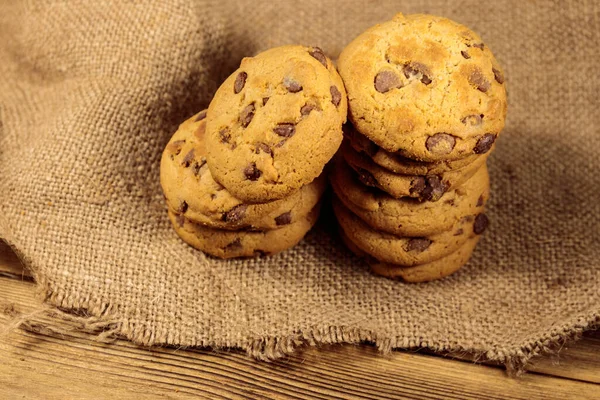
left=0, top=245, right=598, bottom=399
left=0, top=241, right=29, bottom=279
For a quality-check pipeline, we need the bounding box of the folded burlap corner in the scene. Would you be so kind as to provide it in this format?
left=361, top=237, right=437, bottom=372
left=1, top=0, right=598, bottom=373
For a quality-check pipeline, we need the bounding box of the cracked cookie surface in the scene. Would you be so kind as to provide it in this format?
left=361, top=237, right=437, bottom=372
left=205, top=45, right=347, bottom=203
left=330, top=155, right=489, bottom=236
left=338, top=13, right=507, bottom=161
left=160, top=110, right=327, bottom=230
left=168, top=204, right=321, bottom=259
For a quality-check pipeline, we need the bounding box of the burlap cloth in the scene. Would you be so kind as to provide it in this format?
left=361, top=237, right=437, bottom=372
left=1, top=0, right=598, bottom=372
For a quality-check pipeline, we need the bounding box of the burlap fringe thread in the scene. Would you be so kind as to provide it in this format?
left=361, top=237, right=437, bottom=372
left=2, top=279, right=597, bottom=377
left=2, top=232, right=598, bottom=376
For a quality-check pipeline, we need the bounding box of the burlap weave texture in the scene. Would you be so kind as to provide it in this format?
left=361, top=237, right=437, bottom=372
left=0, top=0, right=598, bottom=370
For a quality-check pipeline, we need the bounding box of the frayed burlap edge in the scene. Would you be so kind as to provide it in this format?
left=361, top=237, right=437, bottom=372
left=2, top=235, right=597, bottom=376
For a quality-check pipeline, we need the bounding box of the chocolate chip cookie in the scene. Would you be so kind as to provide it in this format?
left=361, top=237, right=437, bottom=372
left=169, top=204, right=321, bottom=259
left=333, top=197, right=488, bottom=266
left=160, top=110, right=326, bottom=230
left=338, top=13, right=507, bottom=161
left=344, top=124, right=483, bottom=175
left=342, top=229, right=480, bottom=283
left=342, top=140, right=489, bottom=201
left=205, top=45, right=347, bottom=203
left=331, top=155, right=489, bottom=236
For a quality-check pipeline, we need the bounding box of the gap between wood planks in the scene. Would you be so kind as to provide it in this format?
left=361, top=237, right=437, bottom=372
left=0, top=243, right=598, bottom=400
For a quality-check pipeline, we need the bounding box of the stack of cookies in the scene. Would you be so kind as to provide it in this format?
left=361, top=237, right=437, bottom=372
left=331, top=13, right=507, bottom=282
left=161, top=45, right=347, bottom=258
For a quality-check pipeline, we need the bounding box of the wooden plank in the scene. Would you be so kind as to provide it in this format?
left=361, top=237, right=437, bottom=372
left=429, top=329, right=600, bottom=384
left=0, top=277, right=598, bottom=400
left=1, top=244, right=600, bottom=384
left=0, top=241, right=29, bottom=279
left=524, top=331, right=600, bottom=384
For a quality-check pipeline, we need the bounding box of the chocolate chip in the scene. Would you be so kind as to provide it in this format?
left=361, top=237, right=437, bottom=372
left=425, top=133, right=456, bottom=155
left=301, top=104, right=315, bottom=116
left=274, top=211, right=292, bottom=226
left=309, top=47, right=328, bottom=67
left=477, top=195, right=485, bottom=207
left=253, top=250, right=270, bottom=257
left=403, top=62, right=432, bottom=85
left=168, top=140, right=185, bottom=155
left=473, top=213, right=489, bottom=234
left=468, top=69, right=491, bottom=92
left=409, top=176, right=426, bottom=195
left=356, top=168, right=378, bottom=187
left=219, top=128, right=231, bottom=143
left=194, top=110, right=207, bottom=122
left=178, top=201, right=188, bottom=213
left=461, top=114, right=483, bottom=126
left=406, top=238, right=432, bottom=253
left=244, top=162, right=261, bottom=181
left=330, top=85, right=341, bottom=106
left=472, top=43, right=485, bottom=50
left=224, top=238, right=243, bottom=251
left=273, top=123, right=295, bottom=138
left=234, top=72, right=247, bottom=94
left=374, top=71, right=402, bottom=93
left=461, top=50, right=470, bottom=59
left=453, top=229, right=464, bottom=236
left=175, top=213, right=185, bottom=227
left=194, top=123, right=206, bottom=140
left=474, top=134, right=496, bottom=154
left=181, top=149, right=195, bottom=167
left=222, top=204, right=248, bottom=223
left=275, top=139, right=287, bottom=148
left=262, top=97, right=270, bottom=106
left=421, top=176, right=447, bottom=202
left=404, top=64, right=418, bottom=78
left=192, top=158, right=207, bottom=176
left=284, top=77, right=303, bottom=93
left=493, top=67, right=505, bottom=84
left=254, top=142, right=273, bottom=156
left=240, top=103, right=255, bottom=127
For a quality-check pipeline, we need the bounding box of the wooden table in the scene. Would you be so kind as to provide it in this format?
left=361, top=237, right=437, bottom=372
left=0, top=244, right=598, bottom=399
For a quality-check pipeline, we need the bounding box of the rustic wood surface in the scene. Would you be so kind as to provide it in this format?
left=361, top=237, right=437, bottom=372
left=0, top=243, right=598, bottom=399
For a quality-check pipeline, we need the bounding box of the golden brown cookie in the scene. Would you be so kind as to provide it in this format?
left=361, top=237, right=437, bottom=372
left=341, top=140, right=489, bottom=201
left=341, top=229, right=480, bottom=283
left=344, top=124, right=482, bottom=175
left=338, top=13, right=507, bottom=161
left=169, top=204, right=321, bottom=259
left=330, top=155, right=489, bottom=236
left=205, top=45, right=347, bottom=203
left=333, top=197, right=488, bottom=266
left=160, top=110, right=326, bottom=230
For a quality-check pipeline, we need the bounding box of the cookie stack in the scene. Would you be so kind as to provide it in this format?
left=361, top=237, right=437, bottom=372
left=332, top=13, right=507, bottom=282
left=161, top=45, right=347, bottom=258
